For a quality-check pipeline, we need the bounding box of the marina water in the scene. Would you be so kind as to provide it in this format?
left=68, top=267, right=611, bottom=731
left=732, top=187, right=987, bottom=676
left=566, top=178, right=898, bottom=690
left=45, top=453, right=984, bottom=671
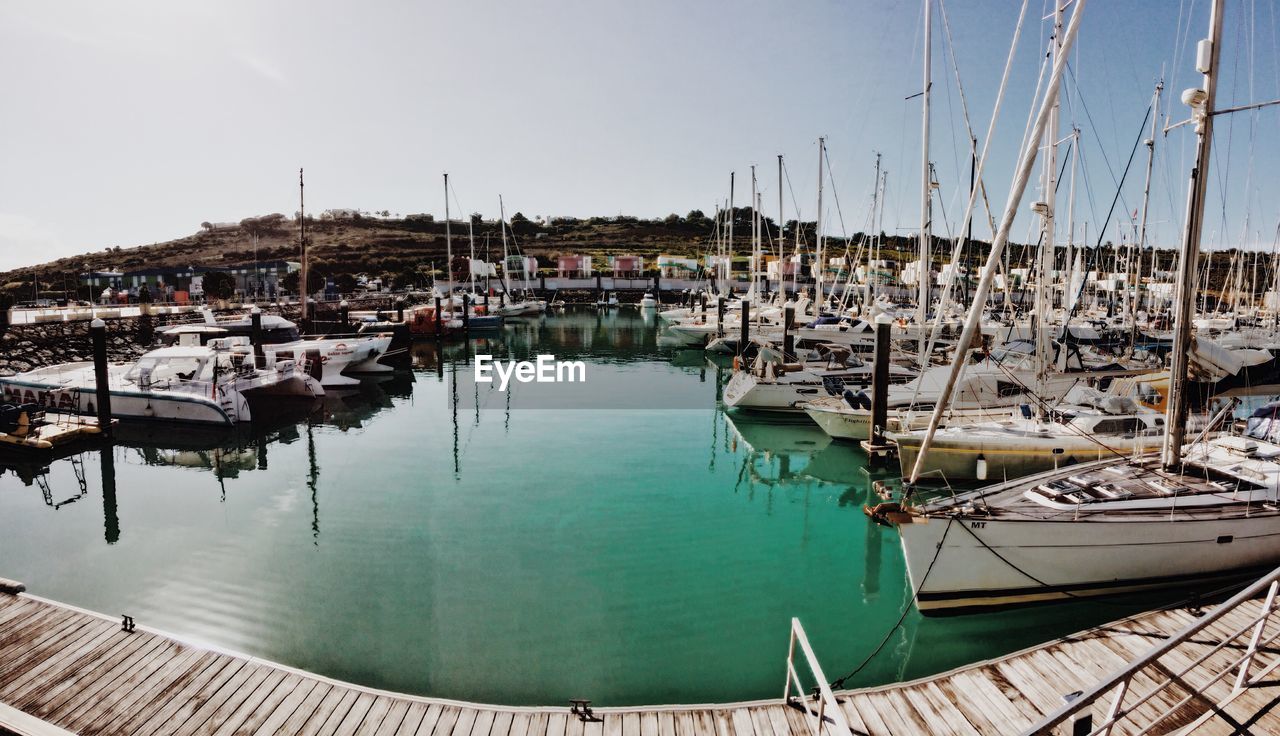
left=0, top=309, right=1181, bottom=706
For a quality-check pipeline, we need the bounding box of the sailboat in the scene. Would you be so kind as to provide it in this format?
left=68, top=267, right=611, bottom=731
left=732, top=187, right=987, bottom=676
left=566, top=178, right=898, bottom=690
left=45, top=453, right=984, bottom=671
left=883, top=0, right=1280, bottom=613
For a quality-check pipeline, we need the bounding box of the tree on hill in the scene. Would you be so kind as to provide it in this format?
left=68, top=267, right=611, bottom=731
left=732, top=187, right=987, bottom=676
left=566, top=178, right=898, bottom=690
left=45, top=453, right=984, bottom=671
left=201, top=271, right=236, bottom=300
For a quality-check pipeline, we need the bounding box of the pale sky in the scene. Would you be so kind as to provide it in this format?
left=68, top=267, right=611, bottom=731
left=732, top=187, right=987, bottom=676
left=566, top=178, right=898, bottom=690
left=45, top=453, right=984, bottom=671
left=1, top=0, right=1276, bottom=272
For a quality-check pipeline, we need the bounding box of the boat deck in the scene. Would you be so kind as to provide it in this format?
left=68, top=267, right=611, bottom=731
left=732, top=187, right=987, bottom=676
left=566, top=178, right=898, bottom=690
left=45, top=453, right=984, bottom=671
left=2, top=587, right=1280, bottom=735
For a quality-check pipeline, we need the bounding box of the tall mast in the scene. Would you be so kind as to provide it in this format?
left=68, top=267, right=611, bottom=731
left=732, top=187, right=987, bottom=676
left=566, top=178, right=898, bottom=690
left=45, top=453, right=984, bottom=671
left=917, top=0, right=932, bottom=331
left=866, top=153, right=882, bottom=308
left=444, top=173, right=452, bottom=292
left=1136, top=81, right=1164, bottom=310
left=467, top=211, right=477, bottom=295
left=298, top=167, right=308, bottom=323
left=727, top=173, right=735, bottom=293
left=816, top=136, right=826, bottom=309
left=499, top=195, right=511, bottom=295
left=1035, top=2, right=1063, bottom=391
left=777, top=155, right=784, bottom=299
left=750, top=165, right=759, bottom=298
left=1163, top=0, right=1224, bottom=469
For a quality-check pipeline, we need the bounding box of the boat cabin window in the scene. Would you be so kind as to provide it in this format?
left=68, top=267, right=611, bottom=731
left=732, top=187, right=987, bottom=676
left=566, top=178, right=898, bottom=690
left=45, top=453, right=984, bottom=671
left=1091, top=417, right=1143, bottom=436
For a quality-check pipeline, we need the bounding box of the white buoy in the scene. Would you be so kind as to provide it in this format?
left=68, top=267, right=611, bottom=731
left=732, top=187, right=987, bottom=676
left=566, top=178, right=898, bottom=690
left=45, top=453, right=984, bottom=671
left=975, top=454, right=988, bottom=481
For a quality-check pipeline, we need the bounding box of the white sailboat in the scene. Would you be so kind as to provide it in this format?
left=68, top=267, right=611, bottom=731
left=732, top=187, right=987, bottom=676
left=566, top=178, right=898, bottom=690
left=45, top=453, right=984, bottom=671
left=885, top=0, right=1280, bottom=614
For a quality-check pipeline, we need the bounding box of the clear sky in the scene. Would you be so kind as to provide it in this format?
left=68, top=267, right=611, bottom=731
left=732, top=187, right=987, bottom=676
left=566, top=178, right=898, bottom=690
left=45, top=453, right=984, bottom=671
left=1, top=0, right=1276, bottom=272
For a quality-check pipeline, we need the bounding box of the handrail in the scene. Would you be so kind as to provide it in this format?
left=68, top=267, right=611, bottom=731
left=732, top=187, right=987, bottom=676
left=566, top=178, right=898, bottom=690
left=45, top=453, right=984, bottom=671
left=782, top=618, right=852, bottom=736
left=1023, top=563, right=1280, bottom=735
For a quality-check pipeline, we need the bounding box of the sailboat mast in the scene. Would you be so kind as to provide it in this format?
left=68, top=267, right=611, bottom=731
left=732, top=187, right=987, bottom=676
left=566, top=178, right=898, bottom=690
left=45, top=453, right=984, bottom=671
left=778, top=155, right=784, bottom=298
left=499, top=195, right=510, bottom=295
left=751, top=165, right=759, bottom=297
left=727, top=173, right=735, bottom=294
left=299, top=168, right=308, bottom=323
left=866, top=153, right=882, bottom=308
left=816, top=136, right=825, bottom=309
left=918, top=0, right=932, bottom=331
left=1162, top=0, right=1225, bottom=469
left=1136, top=82, right=1163, bottom=312
left=1036, top=3, right=1063, bottom=390
left=444, top=173, right=452, bottom=292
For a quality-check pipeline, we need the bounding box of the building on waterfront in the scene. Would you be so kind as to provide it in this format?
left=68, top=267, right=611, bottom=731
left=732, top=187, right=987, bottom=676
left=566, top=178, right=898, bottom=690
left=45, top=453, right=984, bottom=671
left=78, top=261, right=299, bottom=302
left=657, top=255, right=698, bottom=279
left=556, top=255, right=593, bottom=278
left=609, top=255, right=643, bottom=277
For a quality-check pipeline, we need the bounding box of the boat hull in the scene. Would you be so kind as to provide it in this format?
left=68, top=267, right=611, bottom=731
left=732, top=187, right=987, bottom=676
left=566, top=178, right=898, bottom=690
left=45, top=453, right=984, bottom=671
left=0, top=377, right=237, bottom=426
left=893, top=432, right=1165, bottom=481
left=899, top=509, right=1280, bottom=613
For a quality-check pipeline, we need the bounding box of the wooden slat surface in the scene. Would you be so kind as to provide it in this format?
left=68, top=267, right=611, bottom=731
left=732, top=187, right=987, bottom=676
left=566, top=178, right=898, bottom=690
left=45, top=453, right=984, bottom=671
left=5, top=592, right=1280, bottom=736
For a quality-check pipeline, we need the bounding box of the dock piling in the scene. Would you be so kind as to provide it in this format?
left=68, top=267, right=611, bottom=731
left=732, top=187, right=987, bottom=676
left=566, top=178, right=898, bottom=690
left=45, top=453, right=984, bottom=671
left=89, top=318, right=113, bottom=439
left=250, top=307, right=264, bottom=368
left=860, top=314, right=894, bottom=461
left=783, top=307, right=794, bottom=360
left=739, top=301, right=750, bottom=356
left=435, top=297, right=443, bottom=340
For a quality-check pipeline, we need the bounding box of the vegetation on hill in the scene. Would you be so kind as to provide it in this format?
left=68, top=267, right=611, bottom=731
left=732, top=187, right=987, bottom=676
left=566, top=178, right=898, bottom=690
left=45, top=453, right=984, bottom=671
left=0, top=208, right=1253, bottom=301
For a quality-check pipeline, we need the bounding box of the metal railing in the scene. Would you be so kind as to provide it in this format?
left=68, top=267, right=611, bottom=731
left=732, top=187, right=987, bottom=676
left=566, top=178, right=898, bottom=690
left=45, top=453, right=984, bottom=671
left=782, top=618, right=853, bottom=736
left=1024, top=563, right=1280, bottom=735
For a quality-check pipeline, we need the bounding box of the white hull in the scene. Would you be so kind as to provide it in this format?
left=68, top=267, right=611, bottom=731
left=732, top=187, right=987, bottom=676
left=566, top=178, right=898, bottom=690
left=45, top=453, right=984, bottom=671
left=266, top=336, right=393, bottom=388
left=899, top=509, right=1280, bottom=612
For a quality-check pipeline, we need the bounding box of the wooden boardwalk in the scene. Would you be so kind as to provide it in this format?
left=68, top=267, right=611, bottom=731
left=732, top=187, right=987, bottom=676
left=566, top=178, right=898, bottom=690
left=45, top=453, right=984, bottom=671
left=3, top=589, right=1280, bottom=736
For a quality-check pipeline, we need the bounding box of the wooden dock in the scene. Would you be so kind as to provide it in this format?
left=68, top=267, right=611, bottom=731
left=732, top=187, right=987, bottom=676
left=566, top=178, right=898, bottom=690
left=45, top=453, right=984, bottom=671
left=2, top=588, right=1280, bottom=736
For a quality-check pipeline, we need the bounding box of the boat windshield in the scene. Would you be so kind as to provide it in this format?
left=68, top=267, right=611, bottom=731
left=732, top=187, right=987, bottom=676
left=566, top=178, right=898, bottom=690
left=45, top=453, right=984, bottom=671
left=123, top=356, right=208, bottom=385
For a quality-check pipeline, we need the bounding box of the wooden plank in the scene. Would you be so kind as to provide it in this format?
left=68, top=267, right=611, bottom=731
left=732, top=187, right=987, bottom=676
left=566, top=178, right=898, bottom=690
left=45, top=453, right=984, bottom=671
left=357, top=698, right=403, bottom=736
left=0, top=604, right=69, bottom=651
left=909, top=683, right=982, bottom=736
left=224, top=672, right=306, bottom=736
left=727, top=708, right=754, bottom=736
left=840, top=694, right=890, bottom=736
left=123, top=656, right=248, bottom=736
left=0, top=610, right=98, bottom=687
left=256, top=681, right=332, bottom=736
left=506, top=712, right=534, bottom=736
left=87, top=647, right=214, bottom=736
left=298, top=687, right=359, bottom=736
left=709, top=709, right=734, bottom=736
left=51, top=634, right=175, bottom=730
left=449, top=708, right=480, bottom=736
left=2, top=618, right=122, bottom=702
left=391, top=702, right=431, bottom=736
left=939, top=671, right=1033, bottom=733
left=153, top=660, right=266, bottom=735
left=621, top=713, right=640, bottom=736
left=746, top=708, right=773, bottom=736
left=876, top=690, right=933, bottom=735
left=469, top=709, right=498, bottom=736
left=207, top=667, right=291, bottom=736
left=760, top=706, right=792, bottom=736
left=98, top=650, right=222, bottom=735
left=62, top=637, right=187, bottom=733
left=489, top=710, right=516, bottom=736
left=0, top=598, right=42, bottom=629
left=545, top=712, right=569, bottom=736
left=686, top=711, right=714, bottom=736
left=599, top=711, right=619, bottom=736
left=403, top=704, right=441, bottom=736
left=427, top=706, right=463, bottom=736
left=331, top=691, right=378, bottom=736
left=182, top=662, right=274, bottom=735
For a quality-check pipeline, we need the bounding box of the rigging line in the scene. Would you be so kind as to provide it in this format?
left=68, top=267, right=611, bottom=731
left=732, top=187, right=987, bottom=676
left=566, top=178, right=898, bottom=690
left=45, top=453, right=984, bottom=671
left=1069, top=103, right=1152, bottom=318
left=1064, top=63, right=1136, bottom=224
left=781, top=159, right=809, bottom=251
left=828, top=516, right=955, bottom=690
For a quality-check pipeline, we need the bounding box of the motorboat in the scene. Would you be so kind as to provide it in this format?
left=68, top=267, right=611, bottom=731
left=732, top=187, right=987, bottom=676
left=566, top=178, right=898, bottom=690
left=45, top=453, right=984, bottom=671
left=263, top=334, right=394, bottom=388
left=0, top=338, right=323, bottom=426
left=723, top=343, right=916, bottom=414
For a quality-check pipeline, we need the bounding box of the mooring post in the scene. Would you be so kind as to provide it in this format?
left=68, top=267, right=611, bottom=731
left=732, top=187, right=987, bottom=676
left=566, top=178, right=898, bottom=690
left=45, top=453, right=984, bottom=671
left=499, top=291, right=506, bottom=307
left=595, top=273, right=602, bottom=292
left=434, top=296, right=443, bottom=340
left=250, top=306, right=264, bottom=368
left=540, top=273, right=546, bottom=291
left=395, top=298, right=405, bottom=323
left=462, top=293, right=471, bottom=332
left=869, top=313, right=892, bottom=449
left=338, top=299, right=349, bottom=329
left=89, top=318, right=113, bottom=439
left=699, top=292, right=708, bottom=323
left=654, top=272, right=661, bottom=298
left=739, top=300, right=750, bottom=356
left=716, top=297, right=726, bottom=337
left=783, top=306, right=795, bottom=361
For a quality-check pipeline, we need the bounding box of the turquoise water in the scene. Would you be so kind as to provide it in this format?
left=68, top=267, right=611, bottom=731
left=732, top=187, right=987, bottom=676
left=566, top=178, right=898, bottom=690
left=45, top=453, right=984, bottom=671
left=0, top=309, right=1175, bottom=706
